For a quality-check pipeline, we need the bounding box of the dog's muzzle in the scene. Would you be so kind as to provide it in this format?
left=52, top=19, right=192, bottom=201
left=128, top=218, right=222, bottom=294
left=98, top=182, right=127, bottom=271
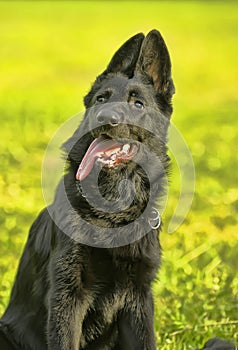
left=96, top=109, right=124, bottom=127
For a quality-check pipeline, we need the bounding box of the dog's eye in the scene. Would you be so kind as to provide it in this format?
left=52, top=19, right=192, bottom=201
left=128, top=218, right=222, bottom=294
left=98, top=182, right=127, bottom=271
left=96, top=95, right=106, bottom=103
left=134, top=100, right=144, bottom=109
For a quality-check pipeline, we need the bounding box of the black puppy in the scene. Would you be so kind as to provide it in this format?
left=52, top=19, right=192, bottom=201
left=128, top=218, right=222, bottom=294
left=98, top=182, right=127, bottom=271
left=0, top=30, right=235, bottom=350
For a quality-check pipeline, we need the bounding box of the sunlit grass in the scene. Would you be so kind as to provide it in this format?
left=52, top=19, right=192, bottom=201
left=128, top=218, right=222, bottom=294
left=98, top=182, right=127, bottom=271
left=0, top=1, right=237, bottom=348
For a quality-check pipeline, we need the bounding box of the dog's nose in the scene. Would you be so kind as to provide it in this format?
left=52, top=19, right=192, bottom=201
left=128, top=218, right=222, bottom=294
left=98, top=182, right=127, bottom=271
left=96, top=111, right=122, bottom=126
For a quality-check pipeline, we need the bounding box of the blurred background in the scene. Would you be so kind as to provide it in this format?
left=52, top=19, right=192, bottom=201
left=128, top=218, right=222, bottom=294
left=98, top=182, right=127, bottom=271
left=0, top=1, right=237, bottom=348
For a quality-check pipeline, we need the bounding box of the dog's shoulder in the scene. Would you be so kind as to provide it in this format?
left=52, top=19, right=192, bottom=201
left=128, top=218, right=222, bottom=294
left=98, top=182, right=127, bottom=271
left=29, top=206, right=54, bottom=259
left=10, top=207, right=54, bottom=293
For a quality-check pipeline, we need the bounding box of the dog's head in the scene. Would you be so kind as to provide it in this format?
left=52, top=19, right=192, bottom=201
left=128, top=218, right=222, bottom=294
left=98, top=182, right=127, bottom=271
left=63, top=30, right=175, bottom=227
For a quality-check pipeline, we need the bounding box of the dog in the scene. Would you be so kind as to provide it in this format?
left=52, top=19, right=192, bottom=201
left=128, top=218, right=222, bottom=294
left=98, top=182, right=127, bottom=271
left=0, top=30, right=235, bottom=350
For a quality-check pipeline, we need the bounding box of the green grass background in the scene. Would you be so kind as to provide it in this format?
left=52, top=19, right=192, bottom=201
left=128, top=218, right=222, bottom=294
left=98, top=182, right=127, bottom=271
left=0, top=1, right=237, bottom=349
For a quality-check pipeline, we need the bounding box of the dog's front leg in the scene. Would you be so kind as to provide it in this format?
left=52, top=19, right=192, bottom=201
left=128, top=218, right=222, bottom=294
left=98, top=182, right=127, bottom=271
left=47, top=293, right=83, bottom=350
left=46, top=248, right=91, bottom=350
left=116, top=291, right=156, bottom=350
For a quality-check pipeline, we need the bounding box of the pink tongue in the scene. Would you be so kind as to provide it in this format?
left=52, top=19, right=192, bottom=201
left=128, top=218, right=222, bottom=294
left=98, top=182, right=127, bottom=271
left=76, top=138, right=121, bottom=181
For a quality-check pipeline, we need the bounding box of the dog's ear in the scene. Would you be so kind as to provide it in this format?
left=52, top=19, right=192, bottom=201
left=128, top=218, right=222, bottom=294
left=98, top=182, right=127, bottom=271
left=135, top=30, right=175, bottom=101
left=84, top=33, right=145, bottom=107
left=105, top=32, right=145, bottom=77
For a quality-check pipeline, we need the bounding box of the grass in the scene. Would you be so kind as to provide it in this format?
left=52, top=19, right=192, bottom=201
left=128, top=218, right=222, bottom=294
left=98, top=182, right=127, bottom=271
left=0, top=1, right=237, bottom=348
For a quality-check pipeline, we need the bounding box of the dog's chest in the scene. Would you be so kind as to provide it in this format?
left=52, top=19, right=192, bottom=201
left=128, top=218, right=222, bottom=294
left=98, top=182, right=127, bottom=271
left=84, top=248, right=150, bottom=289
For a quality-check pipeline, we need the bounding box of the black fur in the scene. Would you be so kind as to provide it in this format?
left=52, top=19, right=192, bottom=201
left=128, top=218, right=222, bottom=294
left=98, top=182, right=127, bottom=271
left=0, top=30, right=235, bottom=350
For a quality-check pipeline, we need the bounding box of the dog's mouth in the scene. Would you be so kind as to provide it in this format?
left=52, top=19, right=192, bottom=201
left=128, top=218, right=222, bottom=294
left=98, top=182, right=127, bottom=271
left=76, top=136, right=138, bottom=181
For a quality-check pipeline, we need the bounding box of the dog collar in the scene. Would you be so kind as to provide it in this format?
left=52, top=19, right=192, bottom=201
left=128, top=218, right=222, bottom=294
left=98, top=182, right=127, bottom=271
left=76, top=181, right=161, bottom=229
left=148, top=207, right=161, bottom=230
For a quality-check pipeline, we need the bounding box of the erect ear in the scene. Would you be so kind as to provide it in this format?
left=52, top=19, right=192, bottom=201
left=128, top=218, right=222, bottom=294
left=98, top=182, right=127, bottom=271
left=135, top=30, right=175, bottom=101
left=83, top=32, right=145, bottom=107
left=105, top=32, right=145, bottom=77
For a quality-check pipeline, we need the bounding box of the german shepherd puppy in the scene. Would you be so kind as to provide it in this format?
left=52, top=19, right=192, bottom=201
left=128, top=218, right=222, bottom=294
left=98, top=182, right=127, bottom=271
left=0, top=30, right=234, bottom=350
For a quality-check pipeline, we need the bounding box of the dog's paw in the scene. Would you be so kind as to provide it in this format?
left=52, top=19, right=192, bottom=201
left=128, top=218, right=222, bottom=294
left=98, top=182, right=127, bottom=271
left=201, top=337, right=235, bottom=350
